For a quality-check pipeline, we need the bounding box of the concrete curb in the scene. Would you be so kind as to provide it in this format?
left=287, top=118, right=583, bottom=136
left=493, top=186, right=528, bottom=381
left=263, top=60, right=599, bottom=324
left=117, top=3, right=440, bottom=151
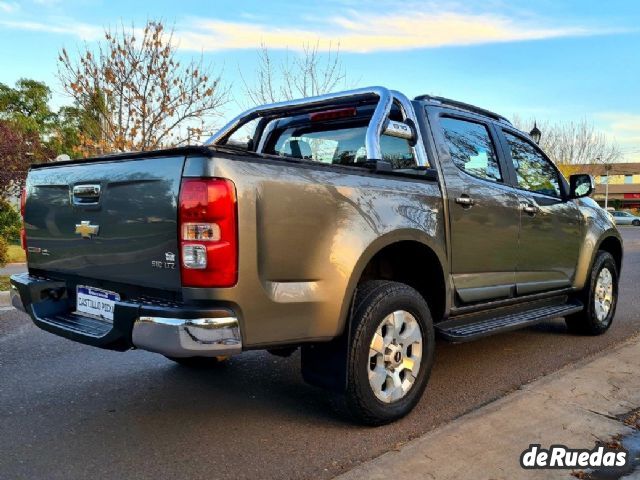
left=336, top=335, right=640, bottom=480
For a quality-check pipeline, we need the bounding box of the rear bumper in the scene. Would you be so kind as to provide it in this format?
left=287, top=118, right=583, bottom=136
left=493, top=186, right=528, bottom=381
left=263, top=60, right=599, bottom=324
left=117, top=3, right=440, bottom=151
left=10, top=272, right=242, bottom=357
left=10, top=284, right=25, bottom=312
left=131, top=316, right=241, bottom=357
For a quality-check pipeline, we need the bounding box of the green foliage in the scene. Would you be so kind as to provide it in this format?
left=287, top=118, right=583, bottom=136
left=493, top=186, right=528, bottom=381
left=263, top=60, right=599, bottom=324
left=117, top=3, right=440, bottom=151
left=0, top=79, right=55, bottom=135
left=0, top=237, right=8, bottom=268
left=0, top=200, right=21, bottom=242
left=0, top=78, right=93, bottom=159
left=52, top=100, right=103, bottom=156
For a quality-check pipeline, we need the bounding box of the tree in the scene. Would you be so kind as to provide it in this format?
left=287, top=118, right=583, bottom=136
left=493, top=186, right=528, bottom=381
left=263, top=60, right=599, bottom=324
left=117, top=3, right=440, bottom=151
left=58, top=20, right=228, bottom=154
left=0, top=79, right=56, bottom=136
left=0, top=199, right=21, bottom=242
left=0, top=120, right=53, bottom=200
left=0, top=78, right=90, bottom=158
left=47, top=103, right=102, bottom=157
left=240, top=42, right=349, bottom=106
left=512, top=117, right=623, bottom=177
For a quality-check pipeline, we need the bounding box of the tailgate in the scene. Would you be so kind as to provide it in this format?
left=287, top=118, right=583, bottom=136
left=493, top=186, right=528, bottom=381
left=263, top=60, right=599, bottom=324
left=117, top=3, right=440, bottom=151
left=24, top=155, right=185, bottom=291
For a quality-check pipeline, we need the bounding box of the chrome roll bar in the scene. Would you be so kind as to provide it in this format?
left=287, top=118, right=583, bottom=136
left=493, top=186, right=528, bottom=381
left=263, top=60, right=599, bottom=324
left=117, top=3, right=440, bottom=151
left=204, top=86, right=429, bottom=167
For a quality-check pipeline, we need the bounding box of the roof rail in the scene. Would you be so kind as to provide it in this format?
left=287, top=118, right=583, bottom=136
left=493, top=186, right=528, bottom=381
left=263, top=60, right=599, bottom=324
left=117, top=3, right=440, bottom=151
left=415, top=94, right=512, bottom=125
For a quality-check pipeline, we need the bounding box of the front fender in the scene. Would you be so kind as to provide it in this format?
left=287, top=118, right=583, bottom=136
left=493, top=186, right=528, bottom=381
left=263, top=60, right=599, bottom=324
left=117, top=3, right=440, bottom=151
left=573, top=198, right=622, bottom=290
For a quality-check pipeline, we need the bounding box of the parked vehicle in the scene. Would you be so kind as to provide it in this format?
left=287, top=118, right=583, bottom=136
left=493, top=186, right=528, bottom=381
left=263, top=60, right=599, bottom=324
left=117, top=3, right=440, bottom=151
left=11, top=87, right=623, bottom=424
left=611, top=210, right=640, bottom=226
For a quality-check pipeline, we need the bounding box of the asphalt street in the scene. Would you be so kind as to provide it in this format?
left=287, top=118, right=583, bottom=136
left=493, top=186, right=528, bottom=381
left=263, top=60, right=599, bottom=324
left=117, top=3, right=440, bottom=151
left=1, top=228, right=639, bottom=480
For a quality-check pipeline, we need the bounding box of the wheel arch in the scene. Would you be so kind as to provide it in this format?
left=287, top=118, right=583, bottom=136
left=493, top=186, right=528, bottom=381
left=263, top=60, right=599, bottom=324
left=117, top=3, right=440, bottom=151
left=574, top=229, right=623, bottom=291
left=598, top=234, right=623, bottom=274
left=336, top=230, right=450, bottom=337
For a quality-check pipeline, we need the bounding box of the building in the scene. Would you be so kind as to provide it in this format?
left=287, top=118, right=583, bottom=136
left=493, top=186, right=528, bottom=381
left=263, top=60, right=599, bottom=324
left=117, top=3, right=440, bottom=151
left=573, top=163, right=640, bottom=210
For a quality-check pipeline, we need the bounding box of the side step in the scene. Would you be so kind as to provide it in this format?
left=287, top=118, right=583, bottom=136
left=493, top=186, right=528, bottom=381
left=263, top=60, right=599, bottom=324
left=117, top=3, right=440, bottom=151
left=436, top=300, right=583, bottom=342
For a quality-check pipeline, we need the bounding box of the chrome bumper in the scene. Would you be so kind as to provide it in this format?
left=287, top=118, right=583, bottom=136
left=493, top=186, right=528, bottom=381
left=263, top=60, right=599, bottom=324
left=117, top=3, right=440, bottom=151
left=10, top=285, right=25, bottom=312
left=131, top=316, right=242, bottom=357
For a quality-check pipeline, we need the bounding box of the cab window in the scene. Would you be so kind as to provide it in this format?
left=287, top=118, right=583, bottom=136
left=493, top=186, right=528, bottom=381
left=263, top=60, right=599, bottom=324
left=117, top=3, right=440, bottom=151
left=269, top=125, right=415, bottom=169
left=504, top=132, right=562, bottom=198
left=439, top=117, right=502, bottom=182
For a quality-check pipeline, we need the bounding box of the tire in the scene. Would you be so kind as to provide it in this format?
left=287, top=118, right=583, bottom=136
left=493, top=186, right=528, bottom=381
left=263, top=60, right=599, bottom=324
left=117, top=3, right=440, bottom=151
left=633, top=220, right=640, bottom=226
left=341, top=280, right=435, bottom=425
left=566, top=251, right=618, bottom=335
left=164, top=355, right=228, bottom=368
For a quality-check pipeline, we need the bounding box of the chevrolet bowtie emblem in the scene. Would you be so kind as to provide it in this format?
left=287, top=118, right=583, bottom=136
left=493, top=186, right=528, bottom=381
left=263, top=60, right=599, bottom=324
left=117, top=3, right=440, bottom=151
left=75, top=221, right=99, bottom=239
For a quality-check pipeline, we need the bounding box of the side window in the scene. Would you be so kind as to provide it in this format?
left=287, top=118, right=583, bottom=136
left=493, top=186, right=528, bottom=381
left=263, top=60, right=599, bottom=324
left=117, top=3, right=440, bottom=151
left=504, top=132, right=561, bottom=197
left=440, top=117, right=502, bottom=182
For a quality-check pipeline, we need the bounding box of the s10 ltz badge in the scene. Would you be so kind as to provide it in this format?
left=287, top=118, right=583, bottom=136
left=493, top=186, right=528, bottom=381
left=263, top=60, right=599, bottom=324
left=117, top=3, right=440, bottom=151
left=152, top=252, right=177, bottom=269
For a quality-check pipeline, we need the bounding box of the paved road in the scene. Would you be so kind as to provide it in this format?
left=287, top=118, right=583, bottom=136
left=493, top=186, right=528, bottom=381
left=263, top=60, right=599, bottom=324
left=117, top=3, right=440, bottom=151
left=0, top=263, right=26, bottom=276
left=1, top=229, right=639, bottom=480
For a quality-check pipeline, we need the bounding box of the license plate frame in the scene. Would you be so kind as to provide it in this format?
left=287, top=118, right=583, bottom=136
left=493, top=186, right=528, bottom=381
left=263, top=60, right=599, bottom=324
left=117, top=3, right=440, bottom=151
left=76, top=285, right=120, bottom=323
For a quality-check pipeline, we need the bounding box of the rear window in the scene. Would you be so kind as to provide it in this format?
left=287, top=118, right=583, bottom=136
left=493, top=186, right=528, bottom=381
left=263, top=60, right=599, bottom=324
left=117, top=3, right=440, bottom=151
left=266, top=125, right=416, bottom=169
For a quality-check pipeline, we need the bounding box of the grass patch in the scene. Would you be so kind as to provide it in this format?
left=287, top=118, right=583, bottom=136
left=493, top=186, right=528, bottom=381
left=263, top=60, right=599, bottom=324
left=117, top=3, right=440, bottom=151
left=6, top=244, right=25, bottom=263
left=0, top=275, right=10, bottom=291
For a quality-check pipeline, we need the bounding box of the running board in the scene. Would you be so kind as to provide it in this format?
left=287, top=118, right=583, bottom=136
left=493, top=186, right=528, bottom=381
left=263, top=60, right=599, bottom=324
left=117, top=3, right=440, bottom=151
left=436, top=299, right=583, bottom=342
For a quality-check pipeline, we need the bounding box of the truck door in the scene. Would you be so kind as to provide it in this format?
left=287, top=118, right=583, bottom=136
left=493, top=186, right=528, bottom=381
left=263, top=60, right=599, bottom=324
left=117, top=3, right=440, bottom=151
left=498, top=129, right=582, bottom=295
left=433, top=114, right=521, bottom=304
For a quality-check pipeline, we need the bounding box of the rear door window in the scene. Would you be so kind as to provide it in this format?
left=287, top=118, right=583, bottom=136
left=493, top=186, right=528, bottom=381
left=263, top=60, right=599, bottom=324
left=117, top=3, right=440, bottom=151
left=439, top=117, right=502, bottom=182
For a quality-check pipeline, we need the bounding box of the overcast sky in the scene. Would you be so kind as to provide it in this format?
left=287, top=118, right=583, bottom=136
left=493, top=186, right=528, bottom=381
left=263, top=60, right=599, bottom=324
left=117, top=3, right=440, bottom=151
left=1, top=0, right=638, bottom=160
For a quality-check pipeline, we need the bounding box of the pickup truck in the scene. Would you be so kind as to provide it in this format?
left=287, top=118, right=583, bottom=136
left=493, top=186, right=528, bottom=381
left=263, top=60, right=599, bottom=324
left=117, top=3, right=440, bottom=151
left=11, top=86, right=622, bottom=425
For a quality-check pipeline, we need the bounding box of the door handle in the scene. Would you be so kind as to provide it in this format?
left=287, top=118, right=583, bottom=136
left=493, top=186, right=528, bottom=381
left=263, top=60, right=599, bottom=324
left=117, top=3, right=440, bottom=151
left=72, top=184, right=101, bottom=205
left=521, top=203, right=539, bottom=215
left=455, top=196, right=475, bottom=207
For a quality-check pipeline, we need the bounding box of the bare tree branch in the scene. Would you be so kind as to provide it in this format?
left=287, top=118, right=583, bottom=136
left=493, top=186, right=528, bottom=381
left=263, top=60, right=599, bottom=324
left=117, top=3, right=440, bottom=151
left=240, top=41, right=350, bottom=107
left=58, top=20, right=229, bottom=155
left=511, top=116, right=623, bottom=176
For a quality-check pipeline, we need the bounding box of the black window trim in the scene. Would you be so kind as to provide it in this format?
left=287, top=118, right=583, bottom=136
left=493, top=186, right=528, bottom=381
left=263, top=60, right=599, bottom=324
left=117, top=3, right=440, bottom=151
left=497, top=126, right=568, bottom=200
left=436, top=111, right=509, bottom=187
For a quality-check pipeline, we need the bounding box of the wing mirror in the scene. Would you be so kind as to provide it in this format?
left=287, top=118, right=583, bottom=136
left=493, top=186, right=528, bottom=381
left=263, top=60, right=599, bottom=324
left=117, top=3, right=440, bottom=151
left=569, top=174, right=594, bottom=199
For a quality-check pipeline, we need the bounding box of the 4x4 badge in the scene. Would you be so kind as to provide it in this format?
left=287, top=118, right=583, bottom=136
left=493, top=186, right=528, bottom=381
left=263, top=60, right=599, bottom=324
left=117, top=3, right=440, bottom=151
left=75, top=221, right=99, bottom=239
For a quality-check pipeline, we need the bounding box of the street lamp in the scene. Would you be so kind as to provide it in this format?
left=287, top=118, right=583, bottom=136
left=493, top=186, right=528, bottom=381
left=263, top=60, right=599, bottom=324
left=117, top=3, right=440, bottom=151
left=529, top=122, right=542, bottom=144
left=603, top=162, right=611, bottom=210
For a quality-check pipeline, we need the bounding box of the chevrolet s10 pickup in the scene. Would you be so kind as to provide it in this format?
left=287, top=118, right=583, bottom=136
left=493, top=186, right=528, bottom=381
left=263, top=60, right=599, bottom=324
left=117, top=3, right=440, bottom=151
left=11, top=86, right=622, bottom=424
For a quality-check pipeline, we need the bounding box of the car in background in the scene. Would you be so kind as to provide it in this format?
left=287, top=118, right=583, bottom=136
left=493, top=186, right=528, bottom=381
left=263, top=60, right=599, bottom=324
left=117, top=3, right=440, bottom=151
left=611, top=211, right=640, bottom=226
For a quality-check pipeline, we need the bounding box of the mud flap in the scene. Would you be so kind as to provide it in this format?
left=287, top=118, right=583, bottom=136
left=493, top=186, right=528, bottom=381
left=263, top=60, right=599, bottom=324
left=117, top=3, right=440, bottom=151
left=301, top=334, right=351, bottom=392
left=301, top=292, right=357, bottom=393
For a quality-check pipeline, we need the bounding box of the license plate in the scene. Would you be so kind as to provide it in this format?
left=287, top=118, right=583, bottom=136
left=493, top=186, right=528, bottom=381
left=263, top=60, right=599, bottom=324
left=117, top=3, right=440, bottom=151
left=76, top=285, right=120, bottom=322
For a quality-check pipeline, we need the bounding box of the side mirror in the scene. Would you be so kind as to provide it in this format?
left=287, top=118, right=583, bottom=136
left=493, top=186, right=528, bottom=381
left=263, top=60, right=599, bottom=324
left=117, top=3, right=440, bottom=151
left=569, top=174, right=594, bottom=199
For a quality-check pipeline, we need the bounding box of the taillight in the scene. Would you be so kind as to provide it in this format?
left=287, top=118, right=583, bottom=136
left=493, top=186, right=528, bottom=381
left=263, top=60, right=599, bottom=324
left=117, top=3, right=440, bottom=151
left=20, top=187, right=27, bottom=251
left=179, top=178, right=238, bottom=287
left=20, top=187, right=26, bottom=217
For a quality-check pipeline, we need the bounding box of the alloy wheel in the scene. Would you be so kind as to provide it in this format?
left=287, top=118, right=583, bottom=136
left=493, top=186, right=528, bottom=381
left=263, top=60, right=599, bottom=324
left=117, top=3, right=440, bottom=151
left=594, top=267, right=614, bottom=323
left=368, top=310, right=423, bottom=403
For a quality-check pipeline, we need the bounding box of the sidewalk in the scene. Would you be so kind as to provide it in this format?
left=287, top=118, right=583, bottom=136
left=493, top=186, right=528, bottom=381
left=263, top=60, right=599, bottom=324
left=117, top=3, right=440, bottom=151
left=337, top=335, right=640, bottom=480
left=0, top=262, right=26, bottom=276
